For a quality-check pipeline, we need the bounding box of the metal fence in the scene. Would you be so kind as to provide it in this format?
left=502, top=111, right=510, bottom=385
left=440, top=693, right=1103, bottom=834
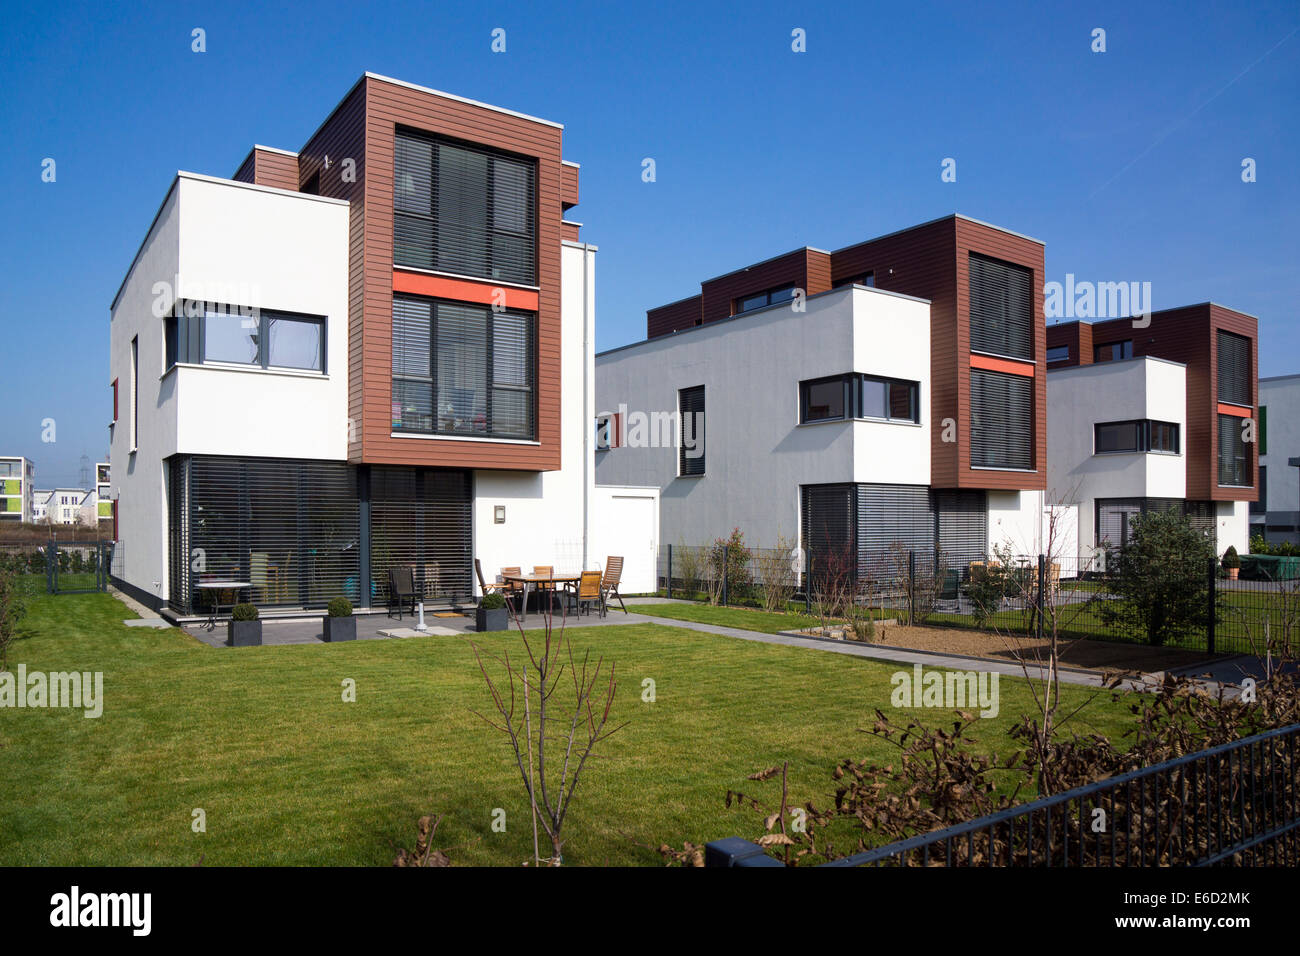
left=0, top=539, right=114, bottom=594
left=707, top=722, right=1300, bottom=867
left=658, top=543, right=1300, bottom=656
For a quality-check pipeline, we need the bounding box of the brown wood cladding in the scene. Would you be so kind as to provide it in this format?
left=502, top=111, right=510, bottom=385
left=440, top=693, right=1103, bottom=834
left=560, top=163, right=579, bottom=210
left=1082, top=305, right=1258, bottom=502
left=647, top=295, right=703, bottom=338
left=1045, top=321, right=1092, bottom=367
left=232, top=147, right=300, bottom=191
left=831, top=216, right=1046, bottom=493
left=699, top=248, right=832, bottom=324
left=294, top=77, right=567, bottom=471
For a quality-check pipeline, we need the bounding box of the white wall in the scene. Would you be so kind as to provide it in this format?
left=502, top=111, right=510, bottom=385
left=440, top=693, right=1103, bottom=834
left=595, top=285, right=931, bottom=553
left=1260, top=375, right=1300, bottom=543
left=472, top=241, right=597, bottom=592
left=1047, top=356, right=1188, bottom=563
left=987, top=490, right=1047, bottom=554
left=109, top=173, right=350, bottom=605
left=1218, top=500, right=1249, bottom=556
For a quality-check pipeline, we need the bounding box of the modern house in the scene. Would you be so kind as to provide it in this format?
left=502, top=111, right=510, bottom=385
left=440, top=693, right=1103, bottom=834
left=1046, top=304, right=1258, bottom=564
left=595, top=214, right=1052, bottom=579
left=95, top=462, right=113, bottom=526
left=1254, top=373, right=1300, bottom=545
left=109, top=73, right=600, bottom=614
left=0, top=457, right=35, bottom=523
left=41, top=488, right=94, bottom=526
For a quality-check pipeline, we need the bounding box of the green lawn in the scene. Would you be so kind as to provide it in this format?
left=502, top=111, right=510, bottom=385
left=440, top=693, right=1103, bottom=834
left=0, top=592, right=1139, bottom=866
left=627, top=601, right=824, bottom=634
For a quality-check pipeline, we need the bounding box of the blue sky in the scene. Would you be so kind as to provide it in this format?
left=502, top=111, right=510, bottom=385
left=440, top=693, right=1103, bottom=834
left=2, top=0, right=1296, bottom=487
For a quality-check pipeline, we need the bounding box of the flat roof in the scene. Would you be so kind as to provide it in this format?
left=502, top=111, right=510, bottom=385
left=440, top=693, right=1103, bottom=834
left=1046, top=354, right=1187, bottom=374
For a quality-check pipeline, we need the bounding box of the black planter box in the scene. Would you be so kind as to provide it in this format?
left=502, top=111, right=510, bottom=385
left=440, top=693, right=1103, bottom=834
left=227, top=619, right=262, bottom=647
left=323, top=616, right=356, bottom=642
left=476, top=606, right=509, bottom=632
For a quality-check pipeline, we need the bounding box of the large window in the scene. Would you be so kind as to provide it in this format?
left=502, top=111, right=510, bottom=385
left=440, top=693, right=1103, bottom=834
left=735, top=283, right=796, bottom=314
left=1098, top=498, right=1216, bottom=549
left=970, top=368, right=1032, bottom=469
left=1047, top=345, right=1070, bottom=364
left=1218, top=413, right=1251, bottom=487
left=799, top=373, right=919, bottom=424
left=392, top=296, right=536, bottom=440
left=969, top=253, right=1033, bottom=360
left=1094, top=340, right=1133, bottom=363
left=393, top=129, right=537, bottom=286
left=1094, top=419, right=1180, bottom=454
left=1217, top=330, right=1251, bottom=405
left=166, top=307, right=325, bottom=373
left=678, top=385, right=705, bottom=476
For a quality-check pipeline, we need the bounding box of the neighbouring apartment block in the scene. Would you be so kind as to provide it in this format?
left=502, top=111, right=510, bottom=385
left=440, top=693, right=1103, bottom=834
left=596, top=214, right=1054, bottom=579
left=0, top=456, right=34, bottom=522
left=1255, top=373, right=1300, bottom=545
left=1046, top=303, right=1258, bottom=564
left=109, top=73, right=598, bottom=613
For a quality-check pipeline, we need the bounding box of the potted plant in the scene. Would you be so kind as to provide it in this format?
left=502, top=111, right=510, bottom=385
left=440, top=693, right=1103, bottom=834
left=475, top=591, right=509, bottom=632
left=1222, top=545, right=1241, bottom=581
left=227, top=603, right=262, bottom=647
left=323, top=596, right=356, bottom=642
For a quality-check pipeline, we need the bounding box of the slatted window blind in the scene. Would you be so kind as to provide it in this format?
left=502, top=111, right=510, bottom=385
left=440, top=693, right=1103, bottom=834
left=857, top=484, right=935, bottom=570
left=935, top=489, right=988, bottom=568
left=970, top=369, right=1033, bottom=469
left=393, top=129, right=537, bottom=286
left=1218, top=414, right=1250, bottom=486
left=370, top=467, right=472, bottom=604
left=969, top=253, right=1033, bottom=360
left=801, top=484, right=856, bottom=582
left=1217, top=330, right=1251, bottom=405
left=678, top=386, right=706, bottom=476
left=1097, top=498, right=1217, bottom=550
left=392, top=295, right=536, bottom=440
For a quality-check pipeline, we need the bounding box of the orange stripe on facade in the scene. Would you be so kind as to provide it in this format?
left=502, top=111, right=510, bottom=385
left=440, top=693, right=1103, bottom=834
left=392, top=270, right=540, bottom=311
left=1217, top=403, right=1252, bottom=418
left=969, top=353, right=1036, bottom=377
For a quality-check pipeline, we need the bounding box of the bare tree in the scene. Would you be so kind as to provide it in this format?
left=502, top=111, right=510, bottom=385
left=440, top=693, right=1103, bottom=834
left=469, top=601, right=626, bottom=865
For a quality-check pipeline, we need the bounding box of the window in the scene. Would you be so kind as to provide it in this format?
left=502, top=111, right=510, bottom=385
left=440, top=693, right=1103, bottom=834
left=595, top=412, right=624, bottom=450
left=969, top=253, right=1033, bottom=360
left=1253, top=465, right=1268, bottom=514
left=1098, top=498, right=1216, bottom=548
left=799, top=374, right=919, bottom=424
left=1260, top=405, right=1268, bottom=455
left=391, top=295, right=536, bottom=440
left=832, top=272, right=875, bottom=288
left=1218, top=413, right=1251, bottom=486
left=393, top=129, right=537, bottom=286
left=678, top=385, right=705, bottom=476
left=1094, top=340, right=1133, bottom=363
left=111, top=379, right=118, bottom=423
left=1094, top=420, right=1180, bottom=454
left=970, top=368, right=1033, bottom=469
left=1047, top=345, right=1070, bottom=364
left=129, top=335, right=138, bottom=451
left=166, top=307, right=325, bottom=373
left=735, top=283, right=797, bottom=314
left=1217, top=330, right=1251, bottom=405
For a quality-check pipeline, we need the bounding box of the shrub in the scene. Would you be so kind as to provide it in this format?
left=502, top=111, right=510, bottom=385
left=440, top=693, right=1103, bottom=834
left=0, top=564, right=26, bottom=671
left=1222, top=545, right=1241, bottom=570
left=673, top=542, right=702, bottom=600
left=231, top=603, right=259, bottom=621
left=479, top=591, right=506, bottom=610
left=327, top=596, right=353, bottom=617
left=1099, top=509, right=1215, bottom=646
left=752, top=534, right=798, bottom=613
left=706, top=528, right=752, bottom=605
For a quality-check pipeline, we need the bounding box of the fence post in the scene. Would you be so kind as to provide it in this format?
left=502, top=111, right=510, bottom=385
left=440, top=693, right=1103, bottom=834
left=721, top=543, right=729, bottom=607
left=46, top=538, right=56, bottom=594
left=908, top=550, right=916, bottom=626
left=805, top=548, right=812, bottom=614
left=1036, top=553, right=1045, bottom=642
left=1207, top=556, right=1217, bottom=655
left=666, top=544, right=673, bottom=599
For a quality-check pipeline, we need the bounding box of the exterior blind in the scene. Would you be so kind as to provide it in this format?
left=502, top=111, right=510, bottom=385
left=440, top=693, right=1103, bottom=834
left=1217, top=330, right=1251, bottom=405
left=935, top=489, right=988, bottom=569
left=970, top=369, right=1033, bottom=469
left=802, top=484, right=856, bottom=584
left=678, top=385, right=706, bottom=476
left=969, top=253, right=1033, bottom=360
left=1218, top=413, right=1250, bottom=486
left=370, top=467, right=472, bottom=605
left=393, top=129, right=537, bottom=286
left=856, top=484, right=934, bottom=572
left=1097, top=498, right=1141, bottom=550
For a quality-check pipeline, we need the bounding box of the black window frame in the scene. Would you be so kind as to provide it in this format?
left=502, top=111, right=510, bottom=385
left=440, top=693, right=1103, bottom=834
left=1094, top=419, right=1180, bottom=455
left=392, top=127, right=538, bottom=287
left=968, top=252, right=1033, bottom=361
left=391, top=294, right=537, bottom=442
left=678, top=385, right=706, bottom=477
left=799, top=373, right=920, bottom=425
left=734, top=283, right=797, bottom=315
left=831, top=272, right=875, bottom=289
left=1046, top=345, right=1070, bottom=364
left=1218, top=413, right=1252, bottom=487
left=1216, top=329, right=1252, bottom=406
left=1094, top=340, right=1133, bottom=363
left=165, top=305, right=327, bottom=374
left=969, top=368, right=1033, bottom=470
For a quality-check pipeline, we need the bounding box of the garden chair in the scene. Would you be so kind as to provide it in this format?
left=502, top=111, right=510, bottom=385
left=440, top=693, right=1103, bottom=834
left=386, top=565, right=417, bottom=620
left=532, top=565, right=559, bottom=612
left=601, top=557, right=628, bottom=615
left=573, top=570, right=605, bottom=617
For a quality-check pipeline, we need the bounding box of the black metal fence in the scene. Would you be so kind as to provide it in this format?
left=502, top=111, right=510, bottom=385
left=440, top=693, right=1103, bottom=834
left=0, top=539, right=114, bottom=594
left=658, top=543, right=1300, bottom=656
left=707, top=722, right=1300, bottom=867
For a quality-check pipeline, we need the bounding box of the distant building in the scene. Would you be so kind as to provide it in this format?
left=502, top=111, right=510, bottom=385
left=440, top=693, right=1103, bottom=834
left=1255, top=374, right=1300, bottom=545
left=0, top=456, right=35, bottom=523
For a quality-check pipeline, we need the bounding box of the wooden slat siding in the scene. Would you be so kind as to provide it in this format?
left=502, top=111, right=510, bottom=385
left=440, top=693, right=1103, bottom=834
left=560, top=221, right=581, bottom=242
left=832, top=217, right=962, bottom=487
left=1045, top=320, right=1091, bottom=367
left=233, top=150, right=257, bottom=184
left=699, top=248, right=822, bottom=325
left=805, top=249, right=832, bottom=298
left=647, top=295, right=702, bottom=338
left=955, top=218, right=1047, bottom=492
left=231, top=148, right=300, bottom=190
left=1086, top=304, right=1258, bottom=502
left=297, top=80, right=368, bottom=461
left=560, top=164, right=579, bottom=210
left=359, top=75, right=564, bottom=470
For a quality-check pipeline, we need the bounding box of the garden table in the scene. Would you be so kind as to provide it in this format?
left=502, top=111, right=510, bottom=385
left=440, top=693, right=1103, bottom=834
left=501, top=572, right=582, bottom=624
left=196, top=580, right=252, bottom=630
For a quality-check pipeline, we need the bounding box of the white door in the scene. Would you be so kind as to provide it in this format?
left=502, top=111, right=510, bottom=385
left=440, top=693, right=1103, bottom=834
left=602, top=494, right=657, bottom=594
